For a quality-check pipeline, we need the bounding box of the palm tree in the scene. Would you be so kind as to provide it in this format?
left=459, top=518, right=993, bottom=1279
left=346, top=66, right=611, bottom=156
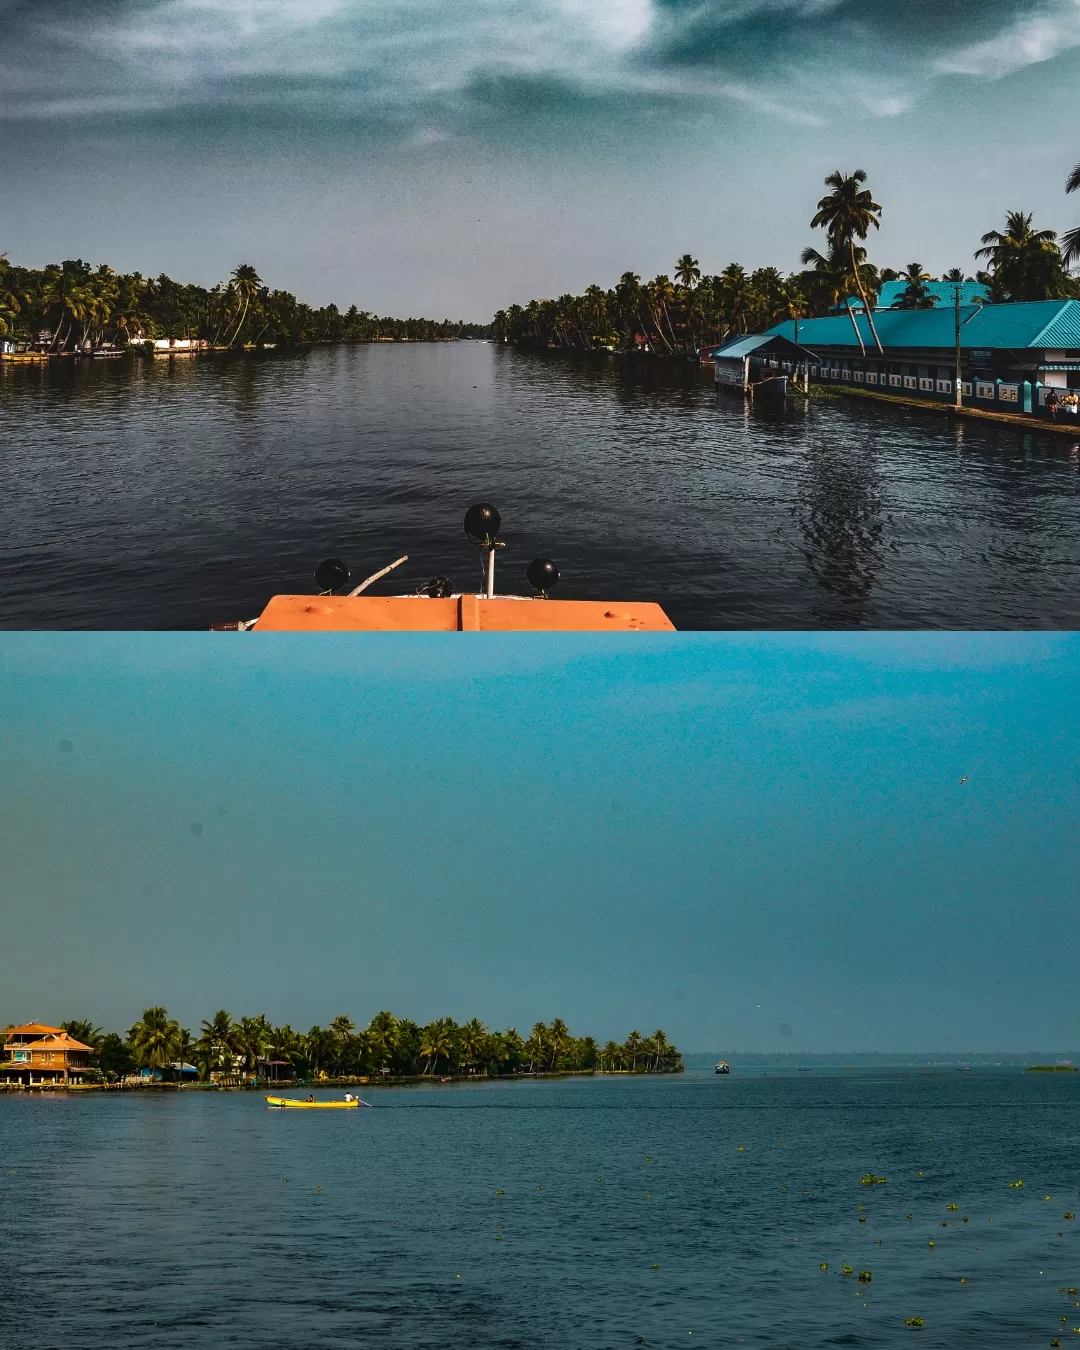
left=419, top=1019, right=456, bottom=1076
left=893, top=263, right=936, bottom=309
left=976, top=210, right=1070, bottom=301
left=304, top=1025, right=336, bottom=1078
left=61, top=1019, right=103, bottom=1051
left=1064, top=159, right=1080, bottom=266
left=365, top=1010, right=398, bottom=1070
left=800, top=246, right=866, bottom=353
left=809, top=169, right=884, bottom=353
left=527, top=1022, right=547, bottom=1072
left=128, top=1007, right=181, bottom=1072
left=718, top=263, right=756, bottom=338
left=234, top=1015, right=271, bottom=1073
left=197, top=1009, right=235, bottom=1077
left=646, top=275, right=679, bottom=353
left=601, top=1040, right=623, bottom=1072
left=459, top=1018, right=488, bottom=1074
left=623, top=1030, right=644, bottom=1072
left=226, top=262, right=263, bottom=344
left=940, top=267, right=968, bottom=283
left=674, top=253, right=701, bottom=291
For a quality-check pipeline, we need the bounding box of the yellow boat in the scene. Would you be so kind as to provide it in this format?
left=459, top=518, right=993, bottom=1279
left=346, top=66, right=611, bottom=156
left=265, top=1094, right=362, bottom=1109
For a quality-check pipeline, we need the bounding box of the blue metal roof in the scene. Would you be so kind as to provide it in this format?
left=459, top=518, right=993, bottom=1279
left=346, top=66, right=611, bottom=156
left=707, top=333, right=818, bottom=360
left=878, top=280, right=989, bottom=308
left=767, top=300, right=1080, bottom=353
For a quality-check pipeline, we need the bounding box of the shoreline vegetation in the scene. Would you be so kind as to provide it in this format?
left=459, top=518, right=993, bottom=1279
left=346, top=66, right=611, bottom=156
left=1, top=1009, right=682, bottom=1089
left=0, top=259, right=492, bottom=353
left=493, top=165, right=1080, bottom=355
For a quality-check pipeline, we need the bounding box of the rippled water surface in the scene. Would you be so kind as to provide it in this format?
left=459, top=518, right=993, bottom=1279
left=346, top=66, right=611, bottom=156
left=3, top=1072, right=1080, bottom=1348
left=2, top=345, right=1080, bottom=628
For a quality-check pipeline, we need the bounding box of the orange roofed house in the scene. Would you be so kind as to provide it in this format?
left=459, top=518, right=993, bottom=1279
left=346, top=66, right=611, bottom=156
left=2, top=1024, right=93, bottom=1085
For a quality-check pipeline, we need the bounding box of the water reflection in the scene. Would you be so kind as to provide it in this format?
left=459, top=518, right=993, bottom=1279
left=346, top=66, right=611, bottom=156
left=795, top=439, right=885, bottom=616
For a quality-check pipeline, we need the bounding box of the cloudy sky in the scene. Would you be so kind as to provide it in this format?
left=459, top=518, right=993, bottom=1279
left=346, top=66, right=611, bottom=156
left=2, top=632, right=1077, bottom=1053
left=2, top=0, right=1079, bottom=317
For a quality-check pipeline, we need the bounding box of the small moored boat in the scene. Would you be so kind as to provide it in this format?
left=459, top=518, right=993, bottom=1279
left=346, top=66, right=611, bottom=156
left=714, top=1061, right=731, bottom=1075
left=265, top=1094, right=368, bottom=1109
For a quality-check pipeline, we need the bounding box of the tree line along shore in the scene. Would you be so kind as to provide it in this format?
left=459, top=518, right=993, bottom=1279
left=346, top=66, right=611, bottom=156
left=0, top=258, right=491, bottom=352
left=19, top=1009, right=682, bottom=1084
left=493, top=162, right=1080, bottom=355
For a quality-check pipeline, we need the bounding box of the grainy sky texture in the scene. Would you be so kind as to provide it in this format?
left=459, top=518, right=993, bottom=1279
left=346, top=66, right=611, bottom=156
left=1, top=0, right=1079, bottom=317
left=1, top=633, right=1076, bottom=1052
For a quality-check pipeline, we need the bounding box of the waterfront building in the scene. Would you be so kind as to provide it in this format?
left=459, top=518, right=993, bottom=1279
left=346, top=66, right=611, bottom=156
left=835, top=280, right=990, bottom=312
left=1, top=1023, right=93, bottom=1085
left=710, top=300, right=1080, bottom=419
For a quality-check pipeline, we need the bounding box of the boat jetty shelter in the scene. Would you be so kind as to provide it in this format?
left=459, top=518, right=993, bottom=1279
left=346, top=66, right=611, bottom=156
left=759, top=299, right=1080, bottom=419
left=1, top=1023, right=93, bottom=1085
left=706, top=333, right=820, bottom=393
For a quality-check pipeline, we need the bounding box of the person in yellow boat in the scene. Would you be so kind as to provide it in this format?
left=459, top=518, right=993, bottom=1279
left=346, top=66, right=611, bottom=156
left=306, top=1094, right=315, bottom=1103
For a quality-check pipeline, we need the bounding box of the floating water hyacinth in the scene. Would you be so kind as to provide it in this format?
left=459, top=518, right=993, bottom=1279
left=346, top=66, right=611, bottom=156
left=928, top=1240, right=935, bottom=1248
left=947, top=1203, right=959, bottom=1211
left=1065, top=1212, right=1076, bottom=1220
left=857, top=1271, right=872, bottom=1284
left=819, top=1263, right=828, bottom=1271
left=905, top=1316, right=925, bottom=1327
left=842, top=1264, right=854, bottom=1275
left=1009, top=1179, right=1025, bottom=1188
left=861, top=1173, right=888, bottom=1185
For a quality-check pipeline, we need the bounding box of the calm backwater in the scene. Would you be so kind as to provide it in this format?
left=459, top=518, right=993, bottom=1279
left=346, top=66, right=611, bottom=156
left=2, top=345, right=1079, bottom=629
left=3, top=1072, right=1079, bottom=1349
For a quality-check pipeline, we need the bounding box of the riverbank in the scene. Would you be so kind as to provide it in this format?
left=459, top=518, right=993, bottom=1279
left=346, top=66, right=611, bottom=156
left=801, top=383, right=1080, bottom=436
left=0, top=1067, right=681, bottom=1094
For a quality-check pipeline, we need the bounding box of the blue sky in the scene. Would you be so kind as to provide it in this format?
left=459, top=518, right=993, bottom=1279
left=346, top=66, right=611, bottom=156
left=2, top=1, right=1079, bottom=318
left=0, top=633, right=1076, bottom=1053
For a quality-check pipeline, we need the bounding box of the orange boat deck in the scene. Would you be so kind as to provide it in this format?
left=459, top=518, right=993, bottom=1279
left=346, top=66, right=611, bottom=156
left=253, top=594, right=675, bottom=632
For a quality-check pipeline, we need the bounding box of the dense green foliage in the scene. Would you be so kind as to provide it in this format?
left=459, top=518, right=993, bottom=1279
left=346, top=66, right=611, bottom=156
left=494, top=167, right=1080, bottom=353
left=60, top=1009, right=682, bottom=1081
left=0, top=258, right=490, bottom=349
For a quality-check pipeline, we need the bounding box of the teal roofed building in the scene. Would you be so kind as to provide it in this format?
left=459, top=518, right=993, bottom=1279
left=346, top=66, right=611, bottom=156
left=877, top=279, right=988, bottom=308
left=753, top=300, right=1080, bottom=419
left=834, top=280, right=989, bottom=311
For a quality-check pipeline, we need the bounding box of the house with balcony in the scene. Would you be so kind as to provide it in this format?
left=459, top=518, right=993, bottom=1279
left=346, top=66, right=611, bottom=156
left=2, top=1023, right=94, bottom=1085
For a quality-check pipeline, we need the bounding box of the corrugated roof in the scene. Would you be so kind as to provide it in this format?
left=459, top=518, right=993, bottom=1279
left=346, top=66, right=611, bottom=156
left=878, top=280, right=989, bottom=308
left=707, top=333, right=819, bottom=360
left=767, top=300, right=1080, bottom=352
left=4, top=1022, right=64, bottom=1038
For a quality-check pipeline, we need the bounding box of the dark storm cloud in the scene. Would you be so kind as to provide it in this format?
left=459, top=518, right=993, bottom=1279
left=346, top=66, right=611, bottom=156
left=1, top=0, right=1076, bottom=131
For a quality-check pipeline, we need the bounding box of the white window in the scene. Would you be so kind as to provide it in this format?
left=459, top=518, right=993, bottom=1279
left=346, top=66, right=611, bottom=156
left=961, top=382, right=972, bottom=396
left=936, top=380, right=952, bottom=393
left=810, top=365, right=819, bottom=376
left=976, top=382, right=995, bottom=399
left=866, top=372, right=878, bottom=384
left=889, top=374, right=901, bottom=387
left=853, top=370, right=864, bottom=382
left=998, top=384, right=1018, bottom=403
left=903, top=376, right=916, bottom=389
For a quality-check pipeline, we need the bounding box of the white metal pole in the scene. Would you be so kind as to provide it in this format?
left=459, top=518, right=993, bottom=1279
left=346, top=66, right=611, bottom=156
left=485, top=546, right=495, bottom=598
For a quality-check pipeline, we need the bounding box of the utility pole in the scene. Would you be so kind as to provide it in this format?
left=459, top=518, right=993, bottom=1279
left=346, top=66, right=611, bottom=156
left=954, top=284, right=963, bottom=409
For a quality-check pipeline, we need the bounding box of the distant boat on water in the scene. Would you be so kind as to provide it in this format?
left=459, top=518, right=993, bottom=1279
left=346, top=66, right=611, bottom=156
left=714, top=1062, right=730, bottom=1075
